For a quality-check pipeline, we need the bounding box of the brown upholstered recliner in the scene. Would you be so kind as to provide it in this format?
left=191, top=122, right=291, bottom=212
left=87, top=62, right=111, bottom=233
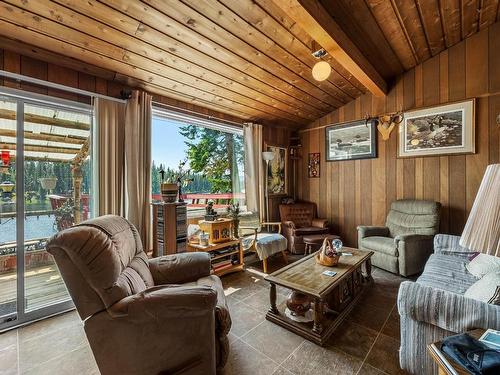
left=46, top=215, right=231, bottom=375
left=279, top=201, right=329, bottom=254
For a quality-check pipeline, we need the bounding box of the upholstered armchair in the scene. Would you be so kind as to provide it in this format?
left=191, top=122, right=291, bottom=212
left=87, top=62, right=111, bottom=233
left=279, top=201, right=329, bottom=254
left=357, top=199, right=441, bottom=276
left=46, top=215, right=231, bottom=375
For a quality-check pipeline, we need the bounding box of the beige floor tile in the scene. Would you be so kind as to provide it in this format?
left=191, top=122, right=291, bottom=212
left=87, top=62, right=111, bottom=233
left=271, top=366, right=295, bottom=375
left=229, top=303, right=265, bottom=337
left=357, top=363, right=387, bottom=374
left=0, top=344, right=18, bottom=375
left=18, top=323, right=88, bottom=372
left=328, top=320, right=378, bottom=360
left=241, top=287, right=287, bottom=314
left=282, top=340, right=363, bottom=375
left=365, top=334, right=408, bottom=375
left=347, top=302, right=391, bottom=332
left=21, top=344, right=98, bottom=375
left=0, top=329, right=17, bottom=351
left=241, top=320, right=304, bottom=364
left=18, top=310, right=80, bottom=342
left=221, top=339, right=279, bottom=375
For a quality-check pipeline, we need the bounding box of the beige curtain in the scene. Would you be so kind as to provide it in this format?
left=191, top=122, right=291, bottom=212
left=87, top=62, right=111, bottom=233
left=243, top=123, right=265, bottom=220
left=125, top=90, right=152, bottom=251
left=95, top=98, right=125, bottom=216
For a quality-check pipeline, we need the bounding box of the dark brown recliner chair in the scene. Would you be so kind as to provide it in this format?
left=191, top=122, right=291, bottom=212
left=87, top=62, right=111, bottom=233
left=279, top=201, right=329, bottom=254
left=46, top=215, right=231, bottom=375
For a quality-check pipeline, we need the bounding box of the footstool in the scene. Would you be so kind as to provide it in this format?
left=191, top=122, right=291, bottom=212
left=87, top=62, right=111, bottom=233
left=303, top=234, right=341, bottom=254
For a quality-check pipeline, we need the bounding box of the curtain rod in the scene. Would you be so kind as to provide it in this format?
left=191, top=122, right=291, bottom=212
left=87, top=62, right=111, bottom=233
left=153, top=101, right=244, bottom=128
left=0, top=70, right=126, bottom=104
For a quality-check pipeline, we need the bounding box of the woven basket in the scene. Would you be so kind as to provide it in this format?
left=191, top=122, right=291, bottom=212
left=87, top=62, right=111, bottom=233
left=315, top=238, right=340, bottom=266
left=315, top=252, right=340, bottom=266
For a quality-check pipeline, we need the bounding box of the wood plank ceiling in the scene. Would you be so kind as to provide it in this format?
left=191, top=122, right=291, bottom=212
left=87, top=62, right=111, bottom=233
left=0, top=0, right=498, bottom=128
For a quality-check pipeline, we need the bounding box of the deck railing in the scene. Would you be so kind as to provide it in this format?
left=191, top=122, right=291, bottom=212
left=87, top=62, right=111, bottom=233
left=151, top=192, right=245, bottom=209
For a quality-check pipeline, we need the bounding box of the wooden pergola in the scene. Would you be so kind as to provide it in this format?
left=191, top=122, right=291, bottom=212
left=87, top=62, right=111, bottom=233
left=0, top=106, right=91, bottom=224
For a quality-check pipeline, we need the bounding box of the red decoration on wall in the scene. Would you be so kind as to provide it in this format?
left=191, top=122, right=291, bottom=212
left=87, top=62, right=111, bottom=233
left=308, top=153, right=320, bottom=178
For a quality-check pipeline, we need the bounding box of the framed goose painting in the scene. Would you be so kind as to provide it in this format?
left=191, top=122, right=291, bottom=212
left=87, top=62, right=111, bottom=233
left=398, top=99, right=475, bottom=158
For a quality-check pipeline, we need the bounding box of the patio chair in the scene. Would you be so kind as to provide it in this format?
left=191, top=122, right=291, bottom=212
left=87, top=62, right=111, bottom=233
left=239, top=211, right=288, bottom=273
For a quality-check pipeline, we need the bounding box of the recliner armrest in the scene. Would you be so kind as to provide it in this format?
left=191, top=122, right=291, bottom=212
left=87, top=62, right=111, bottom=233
left=394, top=234, right=434, bottom=243
left=312, top=218, right=328, bottom=228
left=397, top=281, right=500, bottom=333
left=108, top=285, right=217, bottom=321
left=357, top=225, right=389, bottom=238
left=149, top=252, right=211, bottom=285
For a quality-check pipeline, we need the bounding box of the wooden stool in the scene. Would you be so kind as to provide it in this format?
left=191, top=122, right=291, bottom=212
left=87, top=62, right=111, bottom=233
left=303, top=234, right=341, bottom=254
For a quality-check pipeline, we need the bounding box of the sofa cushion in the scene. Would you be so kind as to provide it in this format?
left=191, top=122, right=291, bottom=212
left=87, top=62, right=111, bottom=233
left=466, top=253, right=500, bottom=278
left=417, top=253, right=478, bottom=294
left=464, top=271, right=500, bottom=304
left=360, top=236, right=397, bottom=256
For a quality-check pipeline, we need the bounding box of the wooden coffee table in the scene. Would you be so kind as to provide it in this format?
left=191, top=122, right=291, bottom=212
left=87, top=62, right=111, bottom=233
left=265, top=248, right=373, bottom=346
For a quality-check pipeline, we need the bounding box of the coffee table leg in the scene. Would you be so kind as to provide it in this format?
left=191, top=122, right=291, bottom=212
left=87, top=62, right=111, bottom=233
left=362, top=258, right=373, bottom=282
left=269, top=283, right=278, bottom=314
left=312, top=299, right=323, bottom=334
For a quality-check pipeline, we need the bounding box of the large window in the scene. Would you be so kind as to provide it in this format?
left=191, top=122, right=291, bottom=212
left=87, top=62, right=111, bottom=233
left=151, top=108, right=244, bottom=215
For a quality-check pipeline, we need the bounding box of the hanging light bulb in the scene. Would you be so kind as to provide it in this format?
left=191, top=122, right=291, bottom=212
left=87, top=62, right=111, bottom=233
left=312, top=61, right=331, bottom=81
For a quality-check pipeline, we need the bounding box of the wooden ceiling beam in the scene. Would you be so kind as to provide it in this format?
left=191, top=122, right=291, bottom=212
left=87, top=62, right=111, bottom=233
left=0, top=129, right=87, bottom=145
left=0, top=108, right=90, bottom=131
left=254, top=0, right=367, bottom=94
left=223, top=0, right=363, bottom=99
left=0, top=143, right=80, bottom=155
left=270, top=0, right=387, bottom=97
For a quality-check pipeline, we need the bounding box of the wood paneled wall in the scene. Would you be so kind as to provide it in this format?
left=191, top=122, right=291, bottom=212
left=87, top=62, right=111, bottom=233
left=295, top=23, right=500, bottom=248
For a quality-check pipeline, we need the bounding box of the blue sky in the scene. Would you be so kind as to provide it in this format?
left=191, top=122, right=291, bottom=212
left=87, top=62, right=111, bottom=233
left=151, top=117, right=189, bottom=169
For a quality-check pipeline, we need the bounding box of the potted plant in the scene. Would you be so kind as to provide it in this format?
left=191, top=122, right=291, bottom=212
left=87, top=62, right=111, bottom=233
left=54, top=198, right=74, bottom=231
left=39, top=163, right=57, bottom=191
left=227, top=202, right=241, bottom=238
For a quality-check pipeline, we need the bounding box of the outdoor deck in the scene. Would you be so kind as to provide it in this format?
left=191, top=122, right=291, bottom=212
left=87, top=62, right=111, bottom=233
left=0, top=263, right=69, bottom=315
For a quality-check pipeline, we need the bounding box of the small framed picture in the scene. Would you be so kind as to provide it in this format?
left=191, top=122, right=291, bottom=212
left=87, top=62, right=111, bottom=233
left=325, top=119, right=377, bottom=161
left=398, top=99, right=475, bottom=158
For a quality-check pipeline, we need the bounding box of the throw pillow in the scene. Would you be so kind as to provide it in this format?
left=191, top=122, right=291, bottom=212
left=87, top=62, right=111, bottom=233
left=464, top=271, right=500, bottom=304
left=466, top=253, right=500, bottom=278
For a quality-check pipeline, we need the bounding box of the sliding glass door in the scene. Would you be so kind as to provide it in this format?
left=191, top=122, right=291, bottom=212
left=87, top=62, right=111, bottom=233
left=0, top=88, right=94, bottom=330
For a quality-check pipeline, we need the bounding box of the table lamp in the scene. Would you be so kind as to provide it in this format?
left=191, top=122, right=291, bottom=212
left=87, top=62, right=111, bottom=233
left=460, top=164, right=500, bottom=256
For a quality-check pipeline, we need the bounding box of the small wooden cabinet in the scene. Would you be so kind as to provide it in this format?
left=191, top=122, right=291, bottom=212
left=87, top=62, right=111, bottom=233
left=152, top=202, right=187, bottom=257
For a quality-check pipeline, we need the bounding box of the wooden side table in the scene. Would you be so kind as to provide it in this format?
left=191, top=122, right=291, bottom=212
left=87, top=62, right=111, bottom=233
left=427, top=329, right=485, bottom=375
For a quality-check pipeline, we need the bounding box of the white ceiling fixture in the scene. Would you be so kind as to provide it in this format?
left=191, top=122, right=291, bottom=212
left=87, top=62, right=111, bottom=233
left=311, top=43, right=331, bottom=82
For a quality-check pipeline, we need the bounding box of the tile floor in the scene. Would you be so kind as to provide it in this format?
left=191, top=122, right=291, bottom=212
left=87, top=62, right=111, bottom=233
left=0, top=255, right=410, bottom=375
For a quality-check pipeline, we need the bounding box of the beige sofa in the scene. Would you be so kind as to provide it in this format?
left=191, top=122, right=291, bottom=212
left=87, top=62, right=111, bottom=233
left=47, top=215, right=231, bottom=375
